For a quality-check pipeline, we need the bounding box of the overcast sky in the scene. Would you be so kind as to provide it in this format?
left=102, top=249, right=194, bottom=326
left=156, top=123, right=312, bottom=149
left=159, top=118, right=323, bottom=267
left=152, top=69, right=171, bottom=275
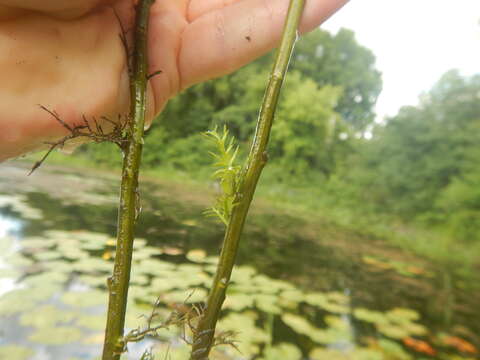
left=322, top=0, right=480, bottom=121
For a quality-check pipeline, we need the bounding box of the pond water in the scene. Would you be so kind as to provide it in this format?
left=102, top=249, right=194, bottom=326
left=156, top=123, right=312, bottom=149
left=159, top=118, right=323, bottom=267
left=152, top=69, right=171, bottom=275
left=0, top=162, right=478, bottom=360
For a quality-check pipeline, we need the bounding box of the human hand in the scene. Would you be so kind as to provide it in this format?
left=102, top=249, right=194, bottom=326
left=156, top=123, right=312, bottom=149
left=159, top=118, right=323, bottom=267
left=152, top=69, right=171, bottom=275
left=0, top=0, right=347, bottom=161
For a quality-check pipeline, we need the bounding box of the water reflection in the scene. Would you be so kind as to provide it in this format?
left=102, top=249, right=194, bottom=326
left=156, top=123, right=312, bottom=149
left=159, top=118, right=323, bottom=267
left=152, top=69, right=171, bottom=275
left=0, top=212, right=23, bottom=297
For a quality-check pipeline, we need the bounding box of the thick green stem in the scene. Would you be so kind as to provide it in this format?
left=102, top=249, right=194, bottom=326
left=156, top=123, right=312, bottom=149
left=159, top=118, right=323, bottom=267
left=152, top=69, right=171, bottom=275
left=190, top=0, right=305, bottom=358
left=101, top=1, right=154, bottom=359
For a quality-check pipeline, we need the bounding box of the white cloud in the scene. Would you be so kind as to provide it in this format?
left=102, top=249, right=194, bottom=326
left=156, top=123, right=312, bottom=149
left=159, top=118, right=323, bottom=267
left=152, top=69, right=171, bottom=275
left=322, top=0, right=480, bottom=121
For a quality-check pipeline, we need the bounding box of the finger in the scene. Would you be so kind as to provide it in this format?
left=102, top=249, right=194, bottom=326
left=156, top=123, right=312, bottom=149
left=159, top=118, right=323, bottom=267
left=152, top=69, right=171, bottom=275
left=179, top=0, right=348, bottom=88
left=0, top=6, right=129, bottom=161
left=187, top=0, right=240, bottom=22
left=147, top=0, right=189, bottom=113
left=0, top=0, right=114, bottom=18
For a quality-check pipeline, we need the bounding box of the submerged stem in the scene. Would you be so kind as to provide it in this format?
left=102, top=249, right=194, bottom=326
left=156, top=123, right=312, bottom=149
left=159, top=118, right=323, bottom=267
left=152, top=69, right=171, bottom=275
left=190, top=0, right=305, bottom=358
left=101, top=1, right=154, bottom=359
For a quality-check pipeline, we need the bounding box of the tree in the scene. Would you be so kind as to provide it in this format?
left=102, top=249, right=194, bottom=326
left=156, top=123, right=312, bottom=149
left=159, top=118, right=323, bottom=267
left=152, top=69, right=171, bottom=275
left=290, top=28, right=382, bottom=131
left=350, top=70, right=480, bottom=222
left=76, top=28, right=382, bottom=178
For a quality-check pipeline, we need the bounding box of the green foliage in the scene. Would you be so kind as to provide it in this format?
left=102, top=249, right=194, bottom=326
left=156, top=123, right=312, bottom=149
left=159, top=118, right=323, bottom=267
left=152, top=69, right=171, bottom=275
left=202, top=126, right=241, bottom=225
left=271, top=73, right=345, bottom=177
left=435, top=148, right=480, bottom=242
left=74, top=27, right=381, bottom=178
left=290, top=28, right=382, bottom=131
left=343, top=71, right=480, bottom=224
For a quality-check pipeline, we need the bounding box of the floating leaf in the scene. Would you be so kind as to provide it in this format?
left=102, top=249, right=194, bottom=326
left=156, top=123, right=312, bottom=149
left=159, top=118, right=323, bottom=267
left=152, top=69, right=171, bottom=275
left=105, top=239, right=116, bottom=246
left=0, top=345, right=34, bottom=360
left=133, top=238, right=147, bottom=249
left=79, top=241, right=106, bottom=250
left=304, top=292, right=327, bottom=305
left=378, top=339, right=412, bottom=360
left=23, top=271, right=68, bottom=286
left=21, top=237, right=55, bottom=249
left=262, top=343, right=301, bottom=360
left=76, top=314, right=106, bottom=331
left=281, top=313, right=317, bottom=336
left=42, top=260, right=76, bottom=273
left=441, top=335, right=478, bottom=354
left=181, top=219, right=198, bottom=227
left=163, top=289, right=207, bottom=304
left=0, top=236, right=15, bottom=256
left=61, top=249, right=90, bottom=260
left=131, top=274, right=150, bottom=286
left=163, top=246, right=183, bottom=256
left=29, top=326, right=83, bottom=344
left=0, top=289, right=37, bottom=316
left=72, top=258, right=112, bottom=273
left=387, top=308, right=420, bottom=323
left=310, top=347, right=383, bottom=360
left=83, top=332, right=105, bottom=345
left=0, top=268, right=20, bottom=279
left=402, top=337, right=436, bottom=356
left=20, top=304, right=75, bottom=328
left=224, top=293, right=255, bottom=311
left=61, top=289, right=107, bottom=308
left=5, top=253, right=34, bottom=267
left=304, top=292, right=349, bottom=314
left=151, top=277, right=183, bottom=293
left=230, top=266, right=257, bottom=284
left=218, top=312, right=269, bottom=355
left=186, top=249, right=207, bottom=263
left=377, top=323, right=410, bottom=339
left=353, top=308, right=389, bottom=324
left=102, top=251, right=114, bottom=261
left=255, top=294, right=281, bottom=314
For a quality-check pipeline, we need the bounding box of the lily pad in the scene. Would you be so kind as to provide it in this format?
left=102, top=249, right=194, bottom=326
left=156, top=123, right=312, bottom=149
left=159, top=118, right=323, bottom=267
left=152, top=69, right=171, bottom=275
left=310, top=347, right=383, bottom=360
left=21, top=237, right=56, bottom=249
left=61, top=289, right=107, bottom=308
left=23, top=271, right=69, bottom=286
left=0, top=345, right=34, bottom=360
left=72, top=258, right=112, bottom=273
left=29, top=325, right=83, bottom=344
left=379, top=339, right=412, bottom=360
left=281, top=313, right=317, bottom=337
left=133, top=247, right=162, bottom=261
left=304, top=292, right=349, bottom=314
left=59, top=248, right=90, bottom=260
left=78, top=274, right=108, bottom=287
left=41, top=259, right=75, bottom=273
left=230, top=266, right=257, bottom=284
left=255, top=294, right=282, bottom=314
left=5, top=254, right=34, bottom=267
left=162, top=246, right=184, bottom=256
left=186, top=249, right=207, bottom=263
left=377, top=323, right=410, bottom=339
left=218, top=311, right=269, bottom=355
left=353, top=308, right=389, bottom=324
left=76, top=314, right=107, bottom=331
left=0, top=268, right=20, bottom=279
left=163, top=289, right=207, bottom=303
left=0, top=289, right=37, bottom=316
left=0, top=236, right=15, bottom=254
left=224, top=293, right=254, bottom=311
left=262, top=343, right=301, bottom=360
left=20, top=304, right=76, bottom=328
left=387, top=307, right=420, bottom=323
left=151, top=277, right=182, bottom=293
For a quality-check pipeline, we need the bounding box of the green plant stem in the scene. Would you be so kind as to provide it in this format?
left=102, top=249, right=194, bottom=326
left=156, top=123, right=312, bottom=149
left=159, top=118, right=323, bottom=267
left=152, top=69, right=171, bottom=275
left=101, top=1, right=154, bottom=359
left=190, top=0, right=305, bottom=358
